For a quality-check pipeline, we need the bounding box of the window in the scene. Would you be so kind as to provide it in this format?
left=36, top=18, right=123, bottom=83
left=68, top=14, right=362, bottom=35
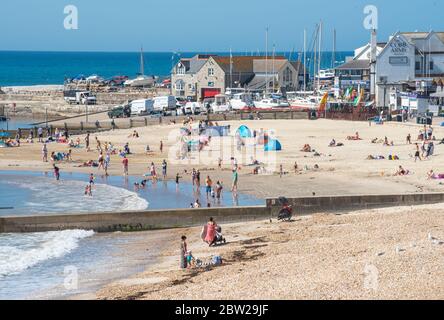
left=430, top=61, right=434, bottom=70
left=175, top=80, right=184, bottom=91
left=177, top=63, right=185, bottom=75
left=208, top=68, right=214, bottom=76
left=283, top=67, right=293, bottom=82
left=415, top=61, right=421, bottom=71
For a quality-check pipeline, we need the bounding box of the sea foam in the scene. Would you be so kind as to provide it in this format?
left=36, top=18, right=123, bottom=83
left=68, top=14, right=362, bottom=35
left=0, top=230, right=94, bottom=278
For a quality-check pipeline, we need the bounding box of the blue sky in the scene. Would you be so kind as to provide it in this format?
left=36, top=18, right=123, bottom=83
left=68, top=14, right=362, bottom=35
left=1, top=0, right=443, bottom=52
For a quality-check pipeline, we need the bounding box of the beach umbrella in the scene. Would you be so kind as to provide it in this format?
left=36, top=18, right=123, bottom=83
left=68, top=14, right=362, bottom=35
left=0, top=132, right=11, bottom=138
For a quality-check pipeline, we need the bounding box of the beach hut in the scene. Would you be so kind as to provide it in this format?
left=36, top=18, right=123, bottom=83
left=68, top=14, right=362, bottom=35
left=264, top=139, right=282, bottom=152
left=236, top=125, right=252, bottom=138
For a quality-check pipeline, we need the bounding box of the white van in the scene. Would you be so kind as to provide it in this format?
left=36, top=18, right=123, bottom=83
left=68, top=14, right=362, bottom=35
left=130, top=99, right=154, bottom=116
left=153, top=96, right=177, bottom=112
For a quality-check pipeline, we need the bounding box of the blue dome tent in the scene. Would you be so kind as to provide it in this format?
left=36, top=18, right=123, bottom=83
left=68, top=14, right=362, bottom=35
left=264, top=139, right=282, bottom=152
left=236, top=125, right=252, bottom=138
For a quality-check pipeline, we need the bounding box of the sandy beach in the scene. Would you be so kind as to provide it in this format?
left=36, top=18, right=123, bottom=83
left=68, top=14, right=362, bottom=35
left=1, top=118, right=444, bottom=299
left=96, top=204, right=444, bottom=300
left=2, top=119, right=444, bottom=198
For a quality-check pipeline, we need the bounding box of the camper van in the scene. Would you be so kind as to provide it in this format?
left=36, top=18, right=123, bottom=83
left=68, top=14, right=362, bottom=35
left=153, top=96, right=177, bottom=113
left=130, top=99, right=154, bottom=116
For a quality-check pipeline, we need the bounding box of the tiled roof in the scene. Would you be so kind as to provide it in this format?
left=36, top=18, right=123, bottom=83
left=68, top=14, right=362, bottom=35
left=253, top=59, right=288, bottom=73
left=213, top=56, right=286, bottom=73
left=335, top=59, right=370, bottom=70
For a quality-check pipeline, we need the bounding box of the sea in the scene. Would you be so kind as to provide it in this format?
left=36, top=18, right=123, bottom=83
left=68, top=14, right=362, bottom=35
left=0, top=170, right=261, bottom=299
left=0, top=51, right=353, bottom=87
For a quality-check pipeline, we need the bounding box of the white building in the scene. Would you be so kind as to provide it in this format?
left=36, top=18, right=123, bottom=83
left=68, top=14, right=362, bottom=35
left=336, top=31, right=444, bottom=111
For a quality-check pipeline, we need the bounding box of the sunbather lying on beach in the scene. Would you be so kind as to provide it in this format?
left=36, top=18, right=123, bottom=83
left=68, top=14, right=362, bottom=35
left=301, top=144, right=312, bottom=152
left=395, top=165, right=410, bottom=176
left=427, top=170, right=444, bottom=180
left=347, top=132, right=362, bottom=141
left=77, top=160, right=99, bottom=167
left=367, top=155, right=385, bottom=160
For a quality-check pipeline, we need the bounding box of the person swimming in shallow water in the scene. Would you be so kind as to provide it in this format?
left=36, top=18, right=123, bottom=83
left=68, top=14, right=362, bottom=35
left=84, top=184, right=92, bottom=196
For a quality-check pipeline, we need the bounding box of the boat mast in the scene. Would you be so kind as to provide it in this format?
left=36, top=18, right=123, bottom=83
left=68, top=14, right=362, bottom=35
left=332, top=28, right=336, bottom=69
left=265, top=27, right=269, bottom=96
left=230, top=48, right=233, bottom=91
left=304, top=29, right=307, bottom=93
left=317, top=21, right=322, bottom=92
left=272, top=44, right=276, bottom=93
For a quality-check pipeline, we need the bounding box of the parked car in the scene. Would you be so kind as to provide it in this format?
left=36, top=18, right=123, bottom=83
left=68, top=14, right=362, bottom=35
left=108, top=105, right=131, bottom=119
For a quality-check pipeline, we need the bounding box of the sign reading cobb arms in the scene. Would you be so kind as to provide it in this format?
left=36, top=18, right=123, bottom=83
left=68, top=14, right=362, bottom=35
left=390, top=38, right=409, bottom=55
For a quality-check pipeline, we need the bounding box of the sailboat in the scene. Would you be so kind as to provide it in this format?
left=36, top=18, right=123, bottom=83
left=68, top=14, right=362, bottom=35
left=124, top=47, right=156, bottom=87
left=254, top=29, right=290, bottom=109
left=289, top=22, right=330, bottom=110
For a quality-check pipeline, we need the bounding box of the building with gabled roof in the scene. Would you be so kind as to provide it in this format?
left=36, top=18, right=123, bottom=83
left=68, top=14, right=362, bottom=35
left=335, top=30, right=444, bottom=111
left=171, top=54, right=307, bottom=101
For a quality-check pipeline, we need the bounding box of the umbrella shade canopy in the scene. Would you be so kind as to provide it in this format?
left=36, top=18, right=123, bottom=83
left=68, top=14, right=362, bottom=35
left=0, top=132, right=11, bottom=138
left=264, top=139, right=282, bottom=152
left=236, top=125, right=252, bottom=138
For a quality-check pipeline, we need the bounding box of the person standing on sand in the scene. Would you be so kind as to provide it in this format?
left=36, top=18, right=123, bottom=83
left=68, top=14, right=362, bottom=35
left=95, top=137, right=102, bottom=153
left=180, top=235, right=188, bottom=269
left=204, top=217, right=218, bottom=247
left=218, top=157, right=222, bottom=169
left=85, top=133, right=90, bottom=152
left=98, top=152, right=104, bottom=171
left=122, top=156, right=129, bottom=176
left=15, top=132, right=20, bottom=147
left=160, top=140, right=164, bottom=153
left=294, top=161, right=298, bottom=173
left=38, top=127, right=43, bottom=143
left=406, top=134, right=412, bottom=144
left=280, top=164, right=283, bottom=178
left=42, top=143, right=48, bottom=162
left=414, top=143, right=421, bottom=162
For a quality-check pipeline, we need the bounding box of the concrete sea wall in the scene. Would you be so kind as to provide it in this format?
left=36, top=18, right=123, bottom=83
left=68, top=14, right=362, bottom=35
left=1, top=193, right=443, bottom=233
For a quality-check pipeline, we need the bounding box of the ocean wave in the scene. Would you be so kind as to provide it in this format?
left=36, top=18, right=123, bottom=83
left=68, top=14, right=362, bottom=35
left=0, top=230, right=94, bottom=278
left=4, top=177, right=149, bottom=214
